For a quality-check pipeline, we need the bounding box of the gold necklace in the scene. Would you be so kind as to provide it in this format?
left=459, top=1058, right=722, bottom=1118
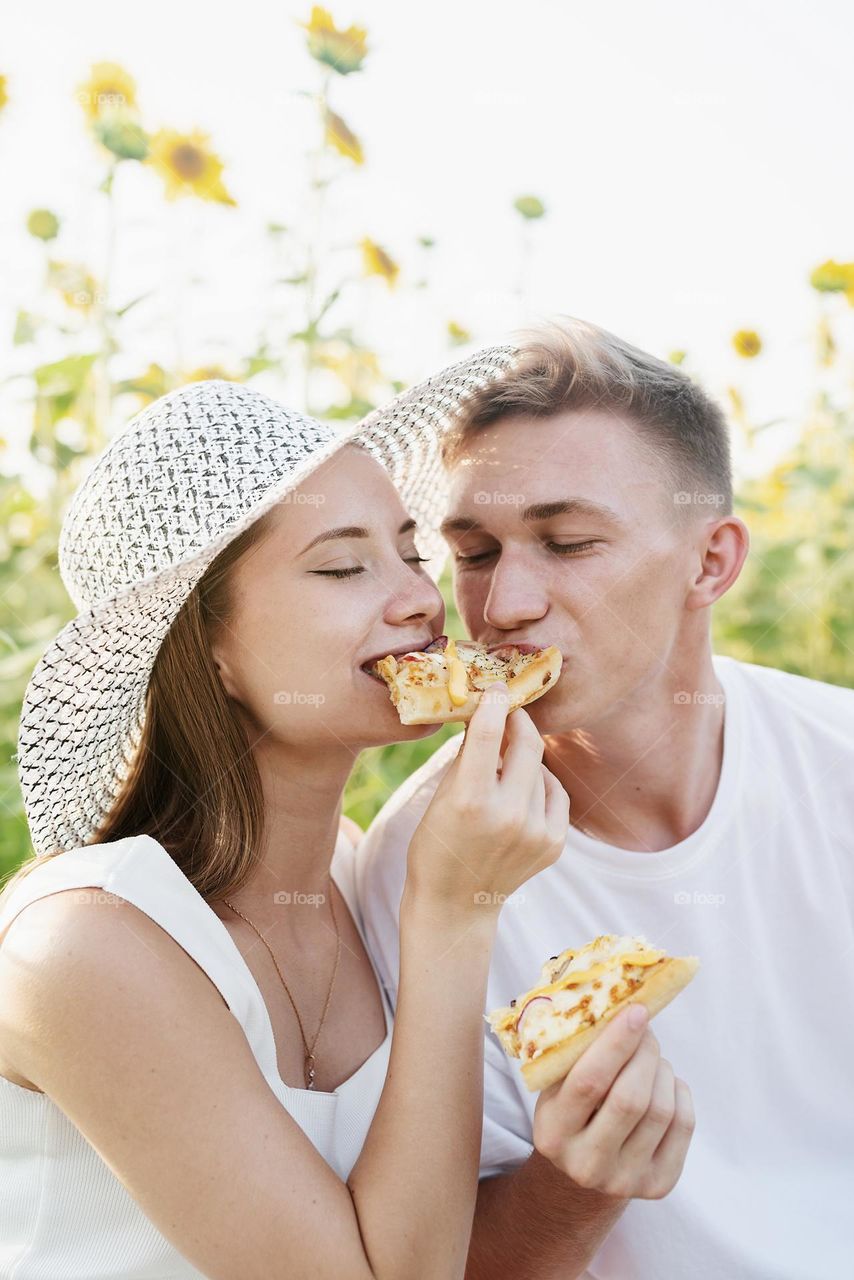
left=221, top=875, right=341, bottom=1090
left=573, top=819, right=604, bottom=842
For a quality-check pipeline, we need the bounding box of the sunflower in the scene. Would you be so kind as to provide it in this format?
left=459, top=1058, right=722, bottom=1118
left=325, top=108, right=364, bottom=163
left=732, top=329, right=762, bottom=359
left=146, top=129, right=236, bottom=205
left=0, top=75, right=8, bottom=115
left=360, top=237, right=399, bottom=286
left=77, top=62, right=137, bottom=122
left=810, top=259, right=854, bottom=305
left=302, top=6, right=368, bottom=75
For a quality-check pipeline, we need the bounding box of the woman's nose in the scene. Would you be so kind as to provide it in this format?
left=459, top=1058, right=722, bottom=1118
left=386, top=566, right=445, bottom=625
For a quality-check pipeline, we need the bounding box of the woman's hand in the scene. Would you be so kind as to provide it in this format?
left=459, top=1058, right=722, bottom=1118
left=405, top=683, right=570, bottom=917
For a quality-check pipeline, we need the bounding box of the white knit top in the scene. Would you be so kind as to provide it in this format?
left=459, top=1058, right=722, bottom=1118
left=0, top=832, right=393, bottom=1279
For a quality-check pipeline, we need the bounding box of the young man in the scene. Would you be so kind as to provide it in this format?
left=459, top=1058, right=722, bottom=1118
left=353, top=320, right=854, bottom=1279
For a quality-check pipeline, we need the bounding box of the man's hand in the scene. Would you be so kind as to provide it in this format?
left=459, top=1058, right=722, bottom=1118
left=532, top=1004, right=695, bottom=1200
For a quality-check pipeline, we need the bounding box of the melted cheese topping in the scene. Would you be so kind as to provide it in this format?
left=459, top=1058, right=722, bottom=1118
left=485, top=934, right=666, bottom=1061
left=443, top=637, right=470, bottom=706
left=379, top=640, right=551, bottom=705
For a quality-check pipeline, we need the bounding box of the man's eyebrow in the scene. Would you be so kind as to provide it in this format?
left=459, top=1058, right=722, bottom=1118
left=521, top=499, right=624, bottom=525
left=299, top=518, right=416, bottom=556
left=440, top=499, right=623, bottom=539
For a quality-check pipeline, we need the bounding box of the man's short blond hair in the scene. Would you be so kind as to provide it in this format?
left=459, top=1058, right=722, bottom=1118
left=442, top=318, right=733, bottom=513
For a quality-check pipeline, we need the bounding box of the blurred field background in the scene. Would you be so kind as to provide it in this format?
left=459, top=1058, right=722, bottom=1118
left=2, top=2, right=853, bottom=877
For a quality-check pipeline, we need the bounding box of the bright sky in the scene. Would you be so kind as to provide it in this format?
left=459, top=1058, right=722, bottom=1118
left=3, top=0, right=853, bottom=482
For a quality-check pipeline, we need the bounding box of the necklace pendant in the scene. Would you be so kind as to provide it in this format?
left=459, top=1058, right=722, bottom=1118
left=305, top=1053, right=316, bottom=1090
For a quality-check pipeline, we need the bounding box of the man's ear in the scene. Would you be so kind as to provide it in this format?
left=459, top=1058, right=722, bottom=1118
left=686, top=515, right=750, bottom=610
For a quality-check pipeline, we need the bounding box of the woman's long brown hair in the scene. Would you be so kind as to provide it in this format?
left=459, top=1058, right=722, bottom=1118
left=2, top=510, right=277, bottom=905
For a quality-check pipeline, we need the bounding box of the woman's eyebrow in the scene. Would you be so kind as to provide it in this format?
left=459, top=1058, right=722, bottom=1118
left=299, top=518, right=416, bottom=556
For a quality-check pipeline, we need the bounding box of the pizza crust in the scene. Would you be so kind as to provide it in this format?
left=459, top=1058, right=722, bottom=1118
left=375, top=644, right=563, bottom=725
left=518, top=955, right=699, bottom=1091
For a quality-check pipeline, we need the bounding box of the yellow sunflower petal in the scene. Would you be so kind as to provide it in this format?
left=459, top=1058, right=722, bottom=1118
left=77, top=62, right=137, bottom=122
left=302, top=6, right=368, bottom=74
left=732, top=329, right=762, bottom=359
left=146, top=128, right=236, bottom=205
left=360, top=237, right=399, bottom=286
left=447, top=321, right=471, bottom=346
left=810, top=259, right=854, bottom=294
left=325, top=108, right=364, bottom=164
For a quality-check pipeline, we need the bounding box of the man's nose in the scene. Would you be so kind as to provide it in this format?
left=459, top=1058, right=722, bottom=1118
left=483, top=555, right=548, bottom=629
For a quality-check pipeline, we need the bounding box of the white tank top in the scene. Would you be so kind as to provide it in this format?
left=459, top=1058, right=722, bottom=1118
left=0, top=831, right=393, bottom=1279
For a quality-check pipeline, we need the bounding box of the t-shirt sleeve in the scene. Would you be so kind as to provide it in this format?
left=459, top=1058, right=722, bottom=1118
left=352, top=796, right=421, bottom=1014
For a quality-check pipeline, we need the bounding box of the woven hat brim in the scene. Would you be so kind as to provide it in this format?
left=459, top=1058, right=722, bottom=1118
left=17, top=345, right=518, bottom=856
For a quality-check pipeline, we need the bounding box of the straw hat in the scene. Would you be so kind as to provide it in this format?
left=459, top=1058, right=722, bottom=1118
left=17, top=347, right=515, bottom=856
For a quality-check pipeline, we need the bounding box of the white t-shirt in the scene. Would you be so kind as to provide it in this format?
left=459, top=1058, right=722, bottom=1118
left=353, top=655, right=854, bottom=1280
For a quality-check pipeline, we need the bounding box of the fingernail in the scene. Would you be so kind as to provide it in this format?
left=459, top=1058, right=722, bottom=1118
left=628, top=1004, right=648, bottom=1030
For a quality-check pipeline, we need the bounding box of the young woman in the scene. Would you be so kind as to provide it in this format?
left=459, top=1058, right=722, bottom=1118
left=0, top=369, right=568, bottom=1279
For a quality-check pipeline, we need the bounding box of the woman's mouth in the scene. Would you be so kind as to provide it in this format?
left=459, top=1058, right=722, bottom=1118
left=359, top=640, right=435, bottom=684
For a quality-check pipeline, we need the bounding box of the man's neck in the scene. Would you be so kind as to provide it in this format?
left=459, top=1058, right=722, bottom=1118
left=542, top=653, right=726, bottom=853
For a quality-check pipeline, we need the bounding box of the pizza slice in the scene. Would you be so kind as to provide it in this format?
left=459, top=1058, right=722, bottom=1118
left=370, top=635, right=562, bottom=725
left=486, top=933, right=699, bottom=1092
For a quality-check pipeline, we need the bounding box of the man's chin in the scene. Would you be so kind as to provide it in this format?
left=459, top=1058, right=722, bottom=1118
left=525, top=690, right=582, bottom=736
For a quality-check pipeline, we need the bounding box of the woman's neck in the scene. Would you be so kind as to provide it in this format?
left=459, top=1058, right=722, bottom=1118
left=226, top=738, right=355, bottom=913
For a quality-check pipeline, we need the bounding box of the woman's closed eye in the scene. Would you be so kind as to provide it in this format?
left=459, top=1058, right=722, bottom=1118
left=311, top=553, right=430, bottom=579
